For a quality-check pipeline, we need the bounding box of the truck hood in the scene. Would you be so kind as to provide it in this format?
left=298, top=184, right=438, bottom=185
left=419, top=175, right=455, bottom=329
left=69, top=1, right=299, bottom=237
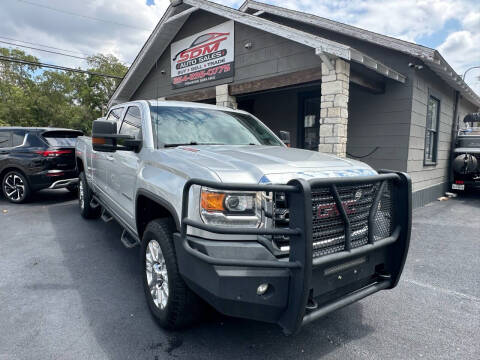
left=166, top=145, right=376, bottom=183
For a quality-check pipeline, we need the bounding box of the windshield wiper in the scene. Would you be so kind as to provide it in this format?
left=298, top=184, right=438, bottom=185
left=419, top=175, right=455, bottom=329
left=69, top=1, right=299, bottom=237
left=163, top=141, right=224, bottom=148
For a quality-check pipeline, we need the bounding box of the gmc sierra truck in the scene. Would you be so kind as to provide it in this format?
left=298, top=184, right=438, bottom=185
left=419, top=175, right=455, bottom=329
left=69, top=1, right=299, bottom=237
left=75, top=100, right=411, bottom=335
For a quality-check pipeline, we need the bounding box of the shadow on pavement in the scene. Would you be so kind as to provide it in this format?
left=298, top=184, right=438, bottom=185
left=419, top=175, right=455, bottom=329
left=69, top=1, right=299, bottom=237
left=45, top=202, right=374, bottom=360
left=0, top=188, right=77, bottom=208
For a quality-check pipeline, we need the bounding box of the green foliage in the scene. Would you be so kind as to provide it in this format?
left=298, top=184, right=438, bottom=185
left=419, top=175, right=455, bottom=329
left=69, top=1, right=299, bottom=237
left=0, top=48, right=128, bottom=134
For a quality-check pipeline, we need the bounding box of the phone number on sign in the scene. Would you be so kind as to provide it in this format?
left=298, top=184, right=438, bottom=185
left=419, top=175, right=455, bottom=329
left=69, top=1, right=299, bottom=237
left=173, top=64, right=231, bottom=85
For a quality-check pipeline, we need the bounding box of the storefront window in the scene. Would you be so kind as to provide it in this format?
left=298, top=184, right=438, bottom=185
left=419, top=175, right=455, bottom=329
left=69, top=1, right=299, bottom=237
left=424, top=95, right=440, bottom=164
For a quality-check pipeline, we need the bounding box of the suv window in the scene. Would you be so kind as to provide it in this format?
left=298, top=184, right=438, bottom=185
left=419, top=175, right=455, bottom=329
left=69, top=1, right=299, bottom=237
left=106, top=107, right=124, bottom=123
left=119, top=106, right=141, bottom=139
left=12, top=131, right=26, bottom=147
left=42, top=131, right=81, bottom=147
left=0, top=131, right=12, bottom=148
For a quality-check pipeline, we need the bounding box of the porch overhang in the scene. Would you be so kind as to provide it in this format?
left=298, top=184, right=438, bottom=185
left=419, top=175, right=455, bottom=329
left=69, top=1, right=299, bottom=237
left=109, top=0, right=406, bottom=107
left=240, top=0, right=480, bottom=107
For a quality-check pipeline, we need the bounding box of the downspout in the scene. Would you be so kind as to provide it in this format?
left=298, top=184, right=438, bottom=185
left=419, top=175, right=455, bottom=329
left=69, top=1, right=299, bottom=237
left=448, top=90, right=460, bottom=185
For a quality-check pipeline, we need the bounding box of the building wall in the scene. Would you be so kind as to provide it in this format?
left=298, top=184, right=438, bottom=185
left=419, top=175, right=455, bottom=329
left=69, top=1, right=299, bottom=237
left=407, top=68, right=478, bottom=207
left=132, top=11, right=322, bottom=100
left=260, top=12, right=480, bottom=206
left=130, top=9, right=480, bottom=208
left=346, top=79, right=413, bottom=172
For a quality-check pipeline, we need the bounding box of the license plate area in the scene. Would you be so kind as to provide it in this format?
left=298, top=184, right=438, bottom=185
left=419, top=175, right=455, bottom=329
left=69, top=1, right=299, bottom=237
left=452, top=184, right=465, bottom=190
left=310, top=249, right=387, bottom=297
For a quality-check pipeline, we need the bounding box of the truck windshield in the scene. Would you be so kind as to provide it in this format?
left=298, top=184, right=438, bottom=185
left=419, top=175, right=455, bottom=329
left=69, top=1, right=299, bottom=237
left=150, top=106, right=283, bottom=147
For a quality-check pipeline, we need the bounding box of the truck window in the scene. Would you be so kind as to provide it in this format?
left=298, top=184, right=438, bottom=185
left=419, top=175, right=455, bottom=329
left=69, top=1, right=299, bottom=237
left=150, top=106, right=283, bottom=147
left=119, top=106, right=141, bottom=139
left=106, top=107, right=124, bottom=123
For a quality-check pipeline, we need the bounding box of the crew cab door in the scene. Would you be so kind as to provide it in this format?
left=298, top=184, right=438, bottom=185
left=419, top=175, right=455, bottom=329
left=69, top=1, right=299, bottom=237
left=92, top=107, right=124, bottom=200
left=108, top=105, right=142, bottom=229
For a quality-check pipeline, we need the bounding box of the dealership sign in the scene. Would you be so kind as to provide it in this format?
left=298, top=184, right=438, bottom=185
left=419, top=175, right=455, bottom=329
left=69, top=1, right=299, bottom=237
left=170, top=21, right=234, bottom=89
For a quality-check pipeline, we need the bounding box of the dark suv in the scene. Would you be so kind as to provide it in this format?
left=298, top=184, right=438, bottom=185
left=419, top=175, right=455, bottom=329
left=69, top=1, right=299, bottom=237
left=0, top=127, right=83, bottom=203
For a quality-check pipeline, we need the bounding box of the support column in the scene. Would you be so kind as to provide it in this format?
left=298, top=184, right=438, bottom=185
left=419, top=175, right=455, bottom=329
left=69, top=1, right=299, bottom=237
left=319, top=59, right=350, bottom=157
left=216, top=84, right=237, bottom=109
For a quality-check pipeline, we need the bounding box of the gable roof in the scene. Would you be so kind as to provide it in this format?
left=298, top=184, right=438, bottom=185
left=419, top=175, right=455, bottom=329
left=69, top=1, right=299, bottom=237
left=109, top=0, right=406, bottom=106
left=240, top=0, right=480, bottom=107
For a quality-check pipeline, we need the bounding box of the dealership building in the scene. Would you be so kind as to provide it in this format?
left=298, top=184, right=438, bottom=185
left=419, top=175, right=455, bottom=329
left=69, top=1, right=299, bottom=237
left=109, top=0, right=480, bottom=207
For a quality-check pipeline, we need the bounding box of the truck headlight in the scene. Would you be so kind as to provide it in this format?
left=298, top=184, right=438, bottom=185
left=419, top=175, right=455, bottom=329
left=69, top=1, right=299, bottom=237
left=200, top=188, right=262, bottom=227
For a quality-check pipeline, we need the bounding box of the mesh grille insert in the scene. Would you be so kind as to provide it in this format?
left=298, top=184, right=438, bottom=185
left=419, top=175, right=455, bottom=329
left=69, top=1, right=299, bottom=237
left=272, top=180, right=394, bottom=258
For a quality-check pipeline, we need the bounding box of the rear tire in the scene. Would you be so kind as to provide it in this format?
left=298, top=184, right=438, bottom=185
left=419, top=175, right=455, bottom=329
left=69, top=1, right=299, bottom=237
left=141, top=218, right=202, bottom=330
left=78, top=172, right=101, bottom=219
left=2, top=170, right=30, bottom=204
left=67, top=184, right=78, bottom=194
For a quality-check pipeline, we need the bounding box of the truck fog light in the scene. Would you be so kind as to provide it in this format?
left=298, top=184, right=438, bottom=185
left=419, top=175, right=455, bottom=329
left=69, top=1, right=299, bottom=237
left=256, top=283, right=269, bottom=295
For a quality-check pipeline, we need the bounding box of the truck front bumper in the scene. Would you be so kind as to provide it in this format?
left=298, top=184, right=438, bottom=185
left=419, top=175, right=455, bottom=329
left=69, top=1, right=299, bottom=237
left=176, top=172, right=412, bottom=335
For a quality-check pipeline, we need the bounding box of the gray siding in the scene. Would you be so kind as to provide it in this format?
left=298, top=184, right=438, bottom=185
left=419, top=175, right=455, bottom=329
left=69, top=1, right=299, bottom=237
left=132, top=11, right=321, bottom=100
left=346, top=80, right=413, bottom=172
left=406, top=68, right=477, bottom=193
left=130, top=8, right=480, bottom=207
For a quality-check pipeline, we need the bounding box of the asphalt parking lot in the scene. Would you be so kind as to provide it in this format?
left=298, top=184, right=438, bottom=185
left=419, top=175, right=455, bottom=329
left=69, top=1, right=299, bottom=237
left=0, top=190, right=479, bottom=360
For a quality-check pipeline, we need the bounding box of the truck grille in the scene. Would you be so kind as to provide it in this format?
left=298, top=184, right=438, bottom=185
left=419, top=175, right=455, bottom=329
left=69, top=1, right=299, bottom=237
left=273, top=181, right=394, bottom=258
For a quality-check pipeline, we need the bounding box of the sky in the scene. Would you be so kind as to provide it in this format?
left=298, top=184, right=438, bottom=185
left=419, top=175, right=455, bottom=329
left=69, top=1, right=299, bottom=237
left=0, top=0, right=479, bottom=94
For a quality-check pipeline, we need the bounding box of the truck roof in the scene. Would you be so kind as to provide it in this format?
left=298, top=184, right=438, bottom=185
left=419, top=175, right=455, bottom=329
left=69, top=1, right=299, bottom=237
left=145, top=100, right=246, bottom=113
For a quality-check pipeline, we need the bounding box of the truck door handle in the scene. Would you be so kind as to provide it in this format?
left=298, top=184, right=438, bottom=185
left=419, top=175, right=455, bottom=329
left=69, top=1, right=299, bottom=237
left=106, top=155, right=115, bottom=161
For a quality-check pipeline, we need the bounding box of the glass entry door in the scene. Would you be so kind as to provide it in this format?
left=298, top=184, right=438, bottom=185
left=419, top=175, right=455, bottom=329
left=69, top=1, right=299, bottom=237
left=299, top=92, right=321, bottom=150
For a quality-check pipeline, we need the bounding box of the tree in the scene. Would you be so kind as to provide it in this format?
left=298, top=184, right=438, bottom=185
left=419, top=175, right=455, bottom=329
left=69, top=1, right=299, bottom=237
left=0, top=48, right=128, bottom=133
left=0, top=48, right=39, bottom=127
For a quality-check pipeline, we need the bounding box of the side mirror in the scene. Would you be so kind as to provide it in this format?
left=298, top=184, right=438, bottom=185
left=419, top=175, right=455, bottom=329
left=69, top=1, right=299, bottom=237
left=92, top=119, right=142, bottom=153
left=279, top=130, right=291, bottom=147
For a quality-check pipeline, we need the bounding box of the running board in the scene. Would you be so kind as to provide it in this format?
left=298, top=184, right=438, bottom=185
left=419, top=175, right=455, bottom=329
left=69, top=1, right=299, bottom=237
left=101, top=208, right=113, bottom=223
left=120, top=229, right=140, bottom=248
left=90, top=197, right=100, bottom=209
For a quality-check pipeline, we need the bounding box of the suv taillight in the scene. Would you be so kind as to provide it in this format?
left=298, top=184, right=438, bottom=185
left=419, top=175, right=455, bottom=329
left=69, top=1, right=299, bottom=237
left=35, top=149, right=72, bottom=157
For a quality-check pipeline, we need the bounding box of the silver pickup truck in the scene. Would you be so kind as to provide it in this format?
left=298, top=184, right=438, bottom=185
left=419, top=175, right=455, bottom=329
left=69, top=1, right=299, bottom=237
left=75, top=100, right=411, bottom=335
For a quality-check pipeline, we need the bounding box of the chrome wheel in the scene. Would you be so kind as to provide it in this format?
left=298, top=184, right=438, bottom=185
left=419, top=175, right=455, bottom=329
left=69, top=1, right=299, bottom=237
left=3, top=174, right=25, bottom=202
left=145, top=240, right=169, bottom=310
left=79, top=179, right=85, bottom=210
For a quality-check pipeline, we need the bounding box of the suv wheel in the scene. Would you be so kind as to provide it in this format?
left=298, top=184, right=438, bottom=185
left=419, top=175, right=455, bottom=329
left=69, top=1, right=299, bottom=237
left=2, top=171, right=30, bottom=203
left=67, top=184, right=78, bottom=194
left=142, top=218, right=202, bottom=329
left=78, top=172, right=101, bottom=219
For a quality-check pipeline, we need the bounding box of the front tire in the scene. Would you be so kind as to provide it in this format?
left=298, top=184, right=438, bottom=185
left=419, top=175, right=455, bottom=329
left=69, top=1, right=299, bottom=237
left=142, top=218, right=202, bottom=330
left=78, top=172, right=101, bottom=219
left=2, top=170, right=30, bottom=203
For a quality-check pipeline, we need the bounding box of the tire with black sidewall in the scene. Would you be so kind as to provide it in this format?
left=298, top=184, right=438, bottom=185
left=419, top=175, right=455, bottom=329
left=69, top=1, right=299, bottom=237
left=67, top=184, right=78, bottom=194
left=2, top=170, right=30, bottom=203
left=78, top=172, right=101, bottom=219
left=141, top=218, right=202, bottom=330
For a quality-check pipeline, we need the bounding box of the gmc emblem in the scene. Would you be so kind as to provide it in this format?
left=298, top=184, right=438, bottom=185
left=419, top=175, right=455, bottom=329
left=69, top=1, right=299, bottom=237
left=316, top=200, right=356, bottom=219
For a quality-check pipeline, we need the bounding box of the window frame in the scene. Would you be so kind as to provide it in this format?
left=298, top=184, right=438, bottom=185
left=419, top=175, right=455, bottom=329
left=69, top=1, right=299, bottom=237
left=106, top=106, right=125, bottom=130
left=423, top=92, right=441, bottom=166
left=0, top=131, right=13, bottom=149
left=119, top=105, right=142, bottom=139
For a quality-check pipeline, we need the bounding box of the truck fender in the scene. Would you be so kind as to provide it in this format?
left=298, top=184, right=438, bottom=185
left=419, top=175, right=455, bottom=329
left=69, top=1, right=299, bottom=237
left=135, top=189, right=181, bottom=239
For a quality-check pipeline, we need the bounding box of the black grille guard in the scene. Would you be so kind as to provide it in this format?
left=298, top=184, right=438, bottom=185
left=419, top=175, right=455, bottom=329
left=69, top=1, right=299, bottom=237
left=180, top=171, right=412, bottom=335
